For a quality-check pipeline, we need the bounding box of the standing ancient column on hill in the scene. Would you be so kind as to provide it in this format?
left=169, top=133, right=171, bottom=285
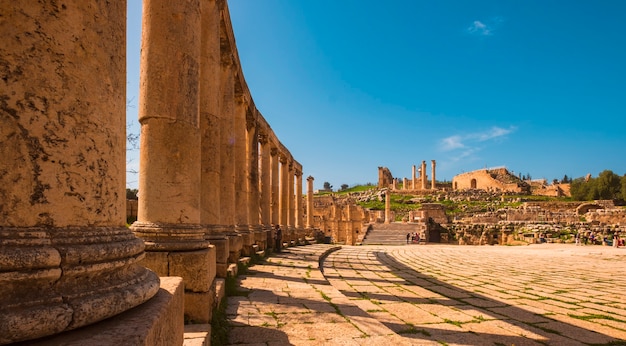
left=0, top=2, right=159, bottom=343
left=421, top=160, right=427, bottom=190
left=130, top=0, right=215, bottom=323
left=431, top=160, right=437, bottom=190
left=412, top=165, right=417, bottom=190
left=385, top=190, right=391, bottom=224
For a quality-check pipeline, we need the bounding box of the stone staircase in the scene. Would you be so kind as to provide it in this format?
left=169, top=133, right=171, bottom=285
left=361, top=223, right=425, bottom=245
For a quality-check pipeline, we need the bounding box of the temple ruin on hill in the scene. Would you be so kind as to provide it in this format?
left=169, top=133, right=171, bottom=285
left=378, top=160, right=438, bottom=191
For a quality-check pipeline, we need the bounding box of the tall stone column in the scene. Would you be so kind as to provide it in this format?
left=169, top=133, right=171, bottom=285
left=246, top=109, right=264, bottom=250
left=0, top=2, right=159, bottom=343
left=200, top=0, right=230, bottom=278
left=412, top=165, right=417, bottom=190
left=287, top=160, right=296, bottom=244
left=384, top=190, right=391, bottom=224
left=431, top=160, right=436, bottom=190
left=403, top=177, right=409, bottom=190
left=269, top=147, right=280, bottom=248
left=234, top=99, right=254, bottom=255
left=279, top=155, right=290, bottom=231
left=294, top=167, right=303, bottom=242
left=131, top=0, right=214, bottom=323
left=421, top=160, right=427, bottom=190
left=218, top=44, right=242, bottom=263
left=306, top=176, right=315, bottom=229
left=259, top=134, right=272, bottom=234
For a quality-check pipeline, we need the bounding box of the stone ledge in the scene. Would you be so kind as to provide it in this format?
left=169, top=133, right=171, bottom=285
left=183, top=324, right=210, bottom=346
left=18, top=277, right=184, bottom=346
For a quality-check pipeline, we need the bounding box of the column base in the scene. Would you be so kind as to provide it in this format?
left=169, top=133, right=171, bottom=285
left=1, top=226, right=160, bottom=344
left=18, top=277, right=184, bottom=346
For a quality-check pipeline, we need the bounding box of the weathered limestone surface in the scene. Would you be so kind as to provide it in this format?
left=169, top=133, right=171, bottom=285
left=21, top=277, right=184, bottom=346
left=0, top=1, right=159, bottom=343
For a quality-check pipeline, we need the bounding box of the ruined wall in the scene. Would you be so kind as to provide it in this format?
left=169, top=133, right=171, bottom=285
left=310, top=195, right=369, bottom=245
left=452, top=168, right=528, bottom=193
left=378, top=166, right=393, bottom=188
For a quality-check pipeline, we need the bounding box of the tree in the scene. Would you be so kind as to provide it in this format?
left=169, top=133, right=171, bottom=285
left=570, top=170, right=622, bottom=201
left=595, top=170, right=621, bottom=200
left=126, top=188, right=138, bottom=200
left=340, top=184, right=349, bottom=191
left=622, top=175, right=626, bottom=200
left=323, top=182, right=333, bottom=191
left=561, top=174, right=570, bottom=184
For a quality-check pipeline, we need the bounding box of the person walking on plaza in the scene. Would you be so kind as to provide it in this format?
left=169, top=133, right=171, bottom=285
left=275, top=225, right=283, bottom=252
left=614, top=229, right=620, bottom=248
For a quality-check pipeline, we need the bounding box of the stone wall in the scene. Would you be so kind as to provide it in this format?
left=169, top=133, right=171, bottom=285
left=452, top=167, right=529, bottom=193
left=309, top=195, right=369, bottom=245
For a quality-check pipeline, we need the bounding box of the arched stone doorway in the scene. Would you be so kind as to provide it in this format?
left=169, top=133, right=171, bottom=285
left=471, top=179, right=477, bottom=189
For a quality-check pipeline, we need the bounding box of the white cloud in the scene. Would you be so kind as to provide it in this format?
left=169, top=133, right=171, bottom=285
left=439, top=126, right=516, bottom=152
left=475, top=126, right=515, bottom=141
left=440, top=135, right=465, bottom=151
left=468, top=20, right=492, bottom=36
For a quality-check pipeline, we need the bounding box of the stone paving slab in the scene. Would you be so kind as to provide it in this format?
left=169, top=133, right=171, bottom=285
left=227, top=243, right=626, bottom=345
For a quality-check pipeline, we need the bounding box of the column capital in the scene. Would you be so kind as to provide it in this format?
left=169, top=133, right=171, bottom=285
left=307, top=175, right=314, bottom=182
left=270, top=147, right=279, bottom=156
left=279, top=153, right=289, bottom=164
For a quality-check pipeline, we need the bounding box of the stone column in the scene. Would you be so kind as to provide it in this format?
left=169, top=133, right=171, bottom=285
left=279, top=155, right=290, bottom=231
left=269, top=147, right=280, bottom=248
left=234, top=99, right=254, bottom=255
left=294, top=167, right=303, bottom=242
left=431, top=160, right=436, bottom=190
left=306, top=176, right=315, bottom=229
left=412, top=165, right=417, bottom=190
left=288, top=160, right=296, bottom=244
left=384, top=190, right=391, bottom=224
left=259, top=134, right=272, bottom=232
left=131, top=0, right=216, bottom=323
left=218, top=36, right=242, bottom=263
left=403, top=177, right=409, bottom=190
left=200, top=0, right=229, bottom=278
left=421, top=160, right=427, bottom=190
left=246, top=109, right=264, bottom=250
left=0, top=2, right=159, bottom=343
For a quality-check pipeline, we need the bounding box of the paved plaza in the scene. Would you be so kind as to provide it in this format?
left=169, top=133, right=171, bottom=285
left=226, top=244, right=626, bottom=345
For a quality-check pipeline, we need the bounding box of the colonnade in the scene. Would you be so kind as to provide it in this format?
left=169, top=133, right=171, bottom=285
left=0, top=0, right=310, bottom=343
left=129, top=0, right=309, bottom=323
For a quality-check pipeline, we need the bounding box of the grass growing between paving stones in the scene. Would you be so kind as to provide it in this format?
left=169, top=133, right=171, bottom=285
left=210, top=296, right=229, bottom=346
left=398, top=323, right=431, bottom=337
left=569, top=313, right=626, bottom=323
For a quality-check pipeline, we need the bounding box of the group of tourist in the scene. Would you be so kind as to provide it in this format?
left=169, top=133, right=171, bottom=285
left=574, top=229, right=622, bottom=248
left=406, top=232, right=422, bottom=244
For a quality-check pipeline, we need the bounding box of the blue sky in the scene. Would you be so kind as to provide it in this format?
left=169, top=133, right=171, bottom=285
left=127, top=1, right=626, bottom=190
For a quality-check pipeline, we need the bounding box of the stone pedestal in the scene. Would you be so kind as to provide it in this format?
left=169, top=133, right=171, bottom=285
left=20, top=277, right=184, bottom=346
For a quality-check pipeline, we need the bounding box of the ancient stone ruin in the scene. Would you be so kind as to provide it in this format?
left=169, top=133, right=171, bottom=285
left=1, top=0, right=314, bottom=344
